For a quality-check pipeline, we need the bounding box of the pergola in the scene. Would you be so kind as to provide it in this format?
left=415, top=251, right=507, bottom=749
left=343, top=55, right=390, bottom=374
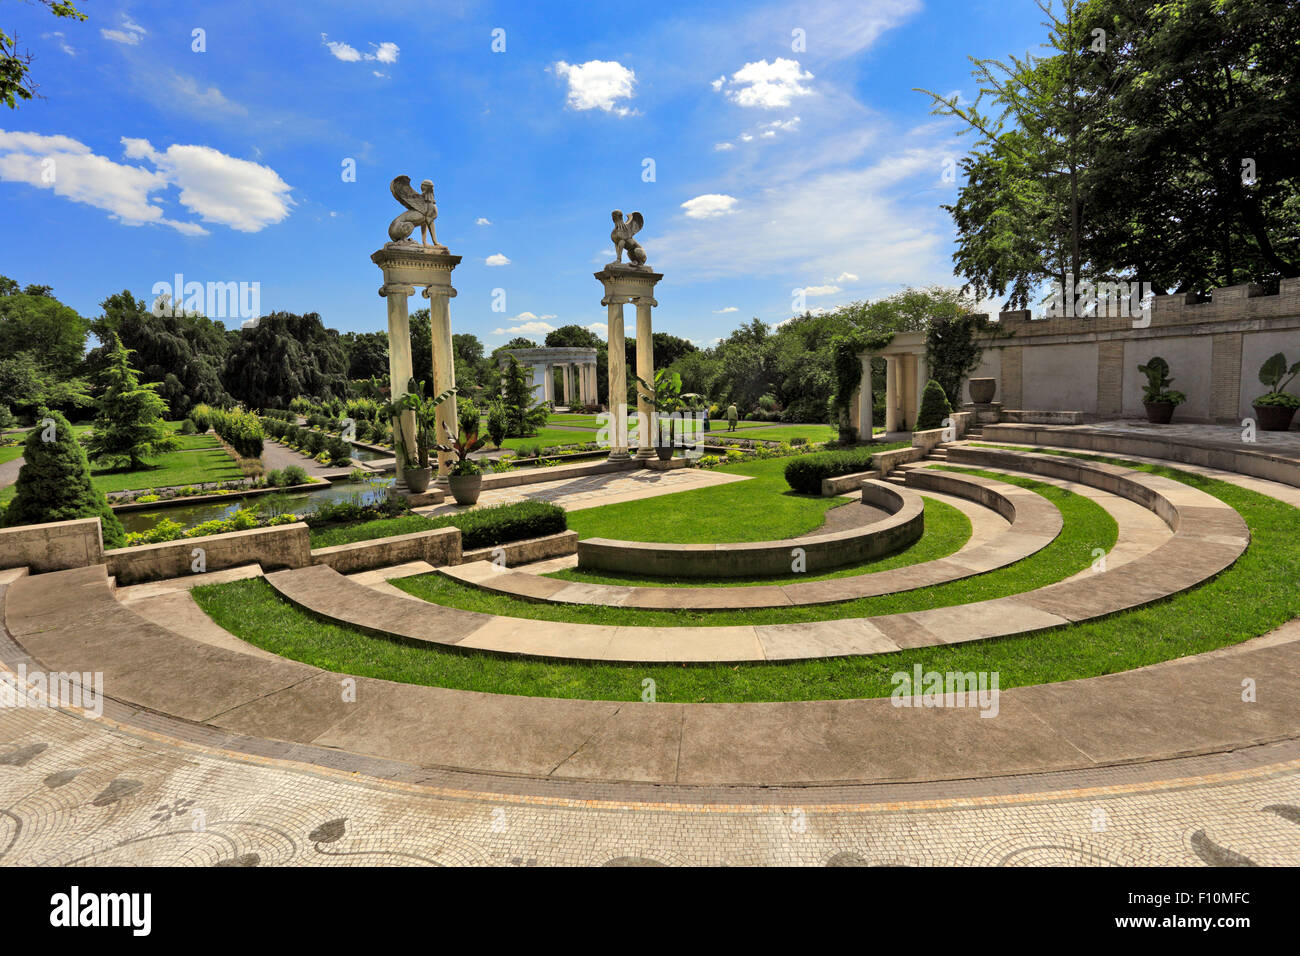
left=498, top=347, right=599, bottom=408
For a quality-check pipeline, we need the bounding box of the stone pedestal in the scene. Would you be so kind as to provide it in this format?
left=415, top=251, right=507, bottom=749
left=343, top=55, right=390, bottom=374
left=961, top=402, right=1003, bottom=424
left=596, top=265, right=661, bottom=461
left=372, top=242, right=462, bottom=490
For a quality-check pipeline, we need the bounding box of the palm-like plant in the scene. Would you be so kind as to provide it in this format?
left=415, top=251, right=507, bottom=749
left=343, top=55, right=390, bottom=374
left=381, top=378, right=457, bottom=470
left=635, top=369, right=684, bottom=447
left=435, top=419, right=488, bottom=476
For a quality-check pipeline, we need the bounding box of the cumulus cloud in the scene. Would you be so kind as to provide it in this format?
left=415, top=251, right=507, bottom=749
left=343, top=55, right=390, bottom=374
left=475, top=217, right=491, bottom=226
left=0, top=130, right=293, bottom=235
left=681, top=193, right=737, bottom=219
left=713, top=306, right=738, bottom=313
left=554, top=60, right=636, bottom=115
left=484, top=253, right=510, bottom=266
left=584, top=322, right=606, bottom=337
left=834, top=271, right=859, bottom=282
left=716, top=58, right=814, bottom=109
left=798, top=284, right=842, bottom=296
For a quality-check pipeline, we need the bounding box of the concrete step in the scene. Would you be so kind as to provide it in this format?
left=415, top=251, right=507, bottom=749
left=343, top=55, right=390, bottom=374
left=929, top=449, right=949, bottom=460
left=884, top=474, right=908, bottom=485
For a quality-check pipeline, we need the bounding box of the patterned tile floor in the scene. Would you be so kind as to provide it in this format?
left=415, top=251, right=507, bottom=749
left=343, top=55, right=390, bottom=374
left=3, top=704, right=1298, bottom=866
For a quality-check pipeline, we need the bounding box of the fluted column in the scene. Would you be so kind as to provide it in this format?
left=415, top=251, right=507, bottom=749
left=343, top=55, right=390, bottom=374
left=381, top=282, right=416, bottom=490
left=858, top=354, right=873, bottom=442
left=634, top=297, right=655, bottom=458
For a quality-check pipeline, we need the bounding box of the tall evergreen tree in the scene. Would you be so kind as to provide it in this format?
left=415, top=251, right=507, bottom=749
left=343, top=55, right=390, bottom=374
left=84, top=333, right=179, bottom=470
left=2, top=410, right=125, bottom=549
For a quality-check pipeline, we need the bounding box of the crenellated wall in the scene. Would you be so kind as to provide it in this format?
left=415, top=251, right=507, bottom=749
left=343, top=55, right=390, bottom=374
left=964, top=279, right=1300, bottom=423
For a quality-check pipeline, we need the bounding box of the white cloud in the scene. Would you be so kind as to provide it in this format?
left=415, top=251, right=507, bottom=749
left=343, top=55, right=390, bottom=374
left=798, top=284, right=842, bottom=296
left=713, top=306, right=738, bottom=313
left=554, top=60, right=637, bottom=116
left=584, top=322, right=606, bottom=338
left=834, top=271, right=859, bottom=282
left=710, top=75, right=726, bottom=91
left=102, top=16, right=146, bottom=45
left=475, top=217, right=491, bottom=226
left=492, top=312, right=557, bottom=337
left=120, top=138, right=293, bottom=232
left=717, top=58, right=814, bottom=109
left=322, top=35, right=399, bottom=65
left=484, top=253, right=511, bottom=266
left=681, top=193, right=738, bottom=219
left=166, top=73, right=247, bottom=115
left=714, top=142, right=734, bottom=151
left=322, top=35, right=362, bottom=61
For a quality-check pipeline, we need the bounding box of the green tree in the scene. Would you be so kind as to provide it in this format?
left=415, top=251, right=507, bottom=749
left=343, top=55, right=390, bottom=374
left=2, top=410, right=125, bottom=548
left=1, top=1, right=86, bottom=109
left=84, top=333, right=179, bottom=469
left=0, top=276, right=91, bottom=376
left=915, top=379, right=954, bottom=432
left=222, top=312, right=349, bottom=408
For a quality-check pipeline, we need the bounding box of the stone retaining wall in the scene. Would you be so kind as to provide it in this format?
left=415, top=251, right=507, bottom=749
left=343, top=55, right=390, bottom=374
left=105, top=523, right=313, bottom=585
left=577, top=480, right=923, bottom=578
left=0, top=518, right=104, bottom=573
left=311, top=527, right=460, bottom=574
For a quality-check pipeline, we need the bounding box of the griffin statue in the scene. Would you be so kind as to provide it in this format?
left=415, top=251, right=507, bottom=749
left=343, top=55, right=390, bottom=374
left=388, top=175, right=446, bottom=249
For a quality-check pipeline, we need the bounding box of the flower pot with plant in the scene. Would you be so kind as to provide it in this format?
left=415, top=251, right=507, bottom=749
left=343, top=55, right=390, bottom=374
left=1137, top=357, right=1186, bottom=424
left=381, top=378, right=456, bottom=494
left=1252, top=352, right=1300, bottom=432
left=437, top=414, right=489, bottom=506
left=635, top=368, right=684, bottom=460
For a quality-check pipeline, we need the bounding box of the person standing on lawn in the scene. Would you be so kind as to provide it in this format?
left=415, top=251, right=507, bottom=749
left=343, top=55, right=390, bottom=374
left=726, top=403, right=738, bottom=432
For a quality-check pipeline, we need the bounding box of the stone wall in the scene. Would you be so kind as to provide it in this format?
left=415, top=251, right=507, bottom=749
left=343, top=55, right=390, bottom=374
left=105, top=523, right=313, bottom=585
left=964, top=279, right=1300, bottom=423
left=310, top=527, right=460, bottom=574
left=0, top=518, right=104, bottom=573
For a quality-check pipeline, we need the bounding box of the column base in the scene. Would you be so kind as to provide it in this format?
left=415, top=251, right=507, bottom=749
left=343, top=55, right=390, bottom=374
left=433, top=474, right=451, bottom=490
left=607, top=450, right=632, bottom=461
left=633, top=447, right=656, bottom=460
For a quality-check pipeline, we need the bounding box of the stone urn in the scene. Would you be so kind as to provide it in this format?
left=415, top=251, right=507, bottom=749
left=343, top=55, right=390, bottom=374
left=968, top=378, right=997, bottom=404
left=404, top=465, right=432, bottom=494
left=1252, top=401, right=1298, bottom=432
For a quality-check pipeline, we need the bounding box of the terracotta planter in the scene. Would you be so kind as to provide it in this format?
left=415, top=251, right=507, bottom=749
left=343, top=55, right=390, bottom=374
left=655, top=445, right=674, bottom=462
left=1143, top=402, right=1176, bottom=424
left=449, top=472, right=483, bottom=505
left=404, top=466, right=432, bottom=493
left=1253, top=402, right=1298, bottom=432
left=968, top=377, right=997, bottom=404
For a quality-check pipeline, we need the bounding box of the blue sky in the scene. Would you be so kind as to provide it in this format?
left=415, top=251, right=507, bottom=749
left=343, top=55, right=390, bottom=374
left=1, top=0, right=1050, bottom=346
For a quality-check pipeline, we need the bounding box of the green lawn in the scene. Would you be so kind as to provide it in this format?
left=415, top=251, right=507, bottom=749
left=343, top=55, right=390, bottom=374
left=0, top=444, right=22, bottom=465
left=714, top=424, right=840, bottom=443
left=190, top=458, right=1299, bottom=702
left=549, top=495, right=971, bottom=587
left=563, top=454, right=906, bottom=544
left=495, top=428, right=598, bottom=451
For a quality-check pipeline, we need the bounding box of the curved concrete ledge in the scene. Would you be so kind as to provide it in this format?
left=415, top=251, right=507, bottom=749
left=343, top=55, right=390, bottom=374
left=576, top=479, right=924, bottom=578
left=441, top=469, right=1062, bottom=610
left=4, top=562, right=1298, bottom=789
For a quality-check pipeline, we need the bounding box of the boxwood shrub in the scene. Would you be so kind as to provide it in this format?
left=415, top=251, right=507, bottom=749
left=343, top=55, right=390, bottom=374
left=783, top=447, right=876, bottom=494
left=435, top=500, right=566, bottom=550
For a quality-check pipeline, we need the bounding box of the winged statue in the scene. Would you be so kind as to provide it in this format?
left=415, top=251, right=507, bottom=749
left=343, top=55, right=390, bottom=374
left=388, top=175, right=446, bottom=248
left=609, top=210, right=647, bottom=268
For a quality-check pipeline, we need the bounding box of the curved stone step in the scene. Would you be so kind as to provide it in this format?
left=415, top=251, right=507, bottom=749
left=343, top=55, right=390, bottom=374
left=441, top=468, right=1062, bottom=611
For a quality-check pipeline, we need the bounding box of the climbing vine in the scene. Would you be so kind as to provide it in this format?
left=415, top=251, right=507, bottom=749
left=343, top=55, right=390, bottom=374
left=924, top=314, right=1007, bottom=408
left=831, top=330, right=894, bottom=421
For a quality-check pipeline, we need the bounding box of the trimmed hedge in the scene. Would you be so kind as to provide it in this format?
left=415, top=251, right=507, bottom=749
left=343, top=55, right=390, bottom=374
left=783, top=447, right=876, bottom=494
left=435, top=500, right=567, bottom=550
left=915, top=379, right=953, bottom=432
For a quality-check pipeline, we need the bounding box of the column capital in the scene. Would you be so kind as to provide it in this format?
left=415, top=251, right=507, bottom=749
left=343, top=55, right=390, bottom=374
left=421, top=284, right=458, bottom=299
left=630, top=295, right=659, bottom=308
left=379, top=282, right=415, bottom=297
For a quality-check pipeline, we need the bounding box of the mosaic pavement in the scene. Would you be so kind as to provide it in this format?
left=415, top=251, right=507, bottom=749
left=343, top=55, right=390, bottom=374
left=3, top=704, right=1298, bottom=867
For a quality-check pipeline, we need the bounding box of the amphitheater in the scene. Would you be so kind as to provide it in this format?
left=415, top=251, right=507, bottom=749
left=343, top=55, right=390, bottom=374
left=3, top=410, right=1300, bottom=866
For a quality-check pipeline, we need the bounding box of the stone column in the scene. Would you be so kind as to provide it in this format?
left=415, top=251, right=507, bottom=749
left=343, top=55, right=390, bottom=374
left=884, top=356, right=899, bottom=433
left=633, top=297, right=655, bottom=458
left=424, top=285, right=457, bottom=487
left=916, top=352, right=929, bottom=423
left=564, top=364, right=573, bottom=406
left=858, top=354, right=873, bottom=441
left=380, top=281, right=416, bottom=490
left=604, top=299, right=630, bottom=458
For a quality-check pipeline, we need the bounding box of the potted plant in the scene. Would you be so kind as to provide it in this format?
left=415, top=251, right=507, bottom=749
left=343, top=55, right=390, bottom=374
left=1137, top=357, right=1186, bottom=424
left=382, top=378, right=456, bottom=493
left=437, top=417, right=488, bottom=506
left=1252, top=352, right=1300, bottom=431
left=635, top=369, right=684, bottom=460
